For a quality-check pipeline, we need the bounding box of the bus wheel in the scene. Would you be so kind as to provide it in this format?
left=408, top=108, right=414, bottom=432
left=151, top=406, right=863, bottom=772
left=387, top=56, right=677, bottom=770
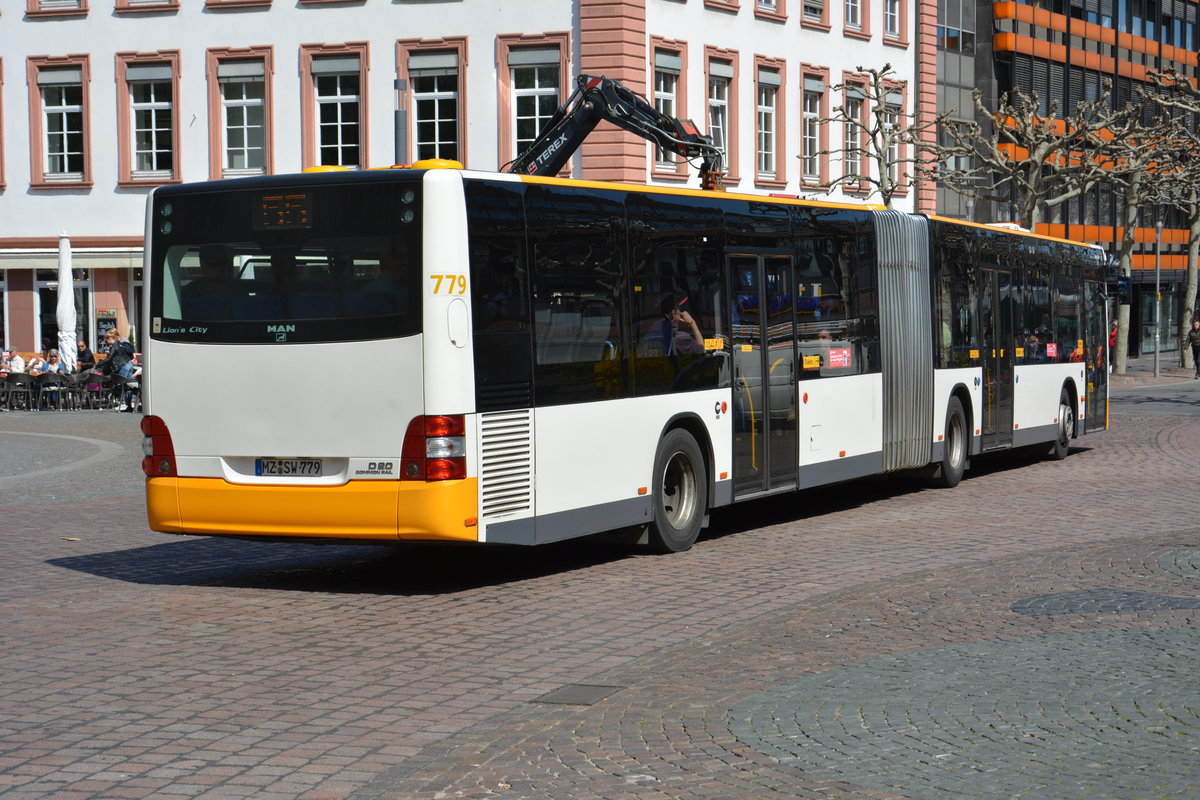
left=647, top=429, right=708, bottom=553
left=1048, top=389, right=1074, bottom=460
left=931, top=396, right=967, bottom=488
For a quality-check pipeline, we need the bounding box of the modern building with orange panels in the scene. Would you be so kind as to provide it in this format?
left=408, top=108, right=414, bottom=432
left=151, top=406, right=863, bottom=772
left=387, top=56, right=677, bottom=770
left=924, top=0, right=1199, bottom=356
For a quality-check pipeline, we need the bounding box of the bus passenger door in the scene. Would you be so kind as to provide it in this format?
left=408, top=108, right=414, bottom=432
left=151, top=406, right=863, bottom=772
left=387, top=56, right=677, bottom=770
left=980, top=268, right=1014, bottom=449
left=730, top=254, right=798, bottom=497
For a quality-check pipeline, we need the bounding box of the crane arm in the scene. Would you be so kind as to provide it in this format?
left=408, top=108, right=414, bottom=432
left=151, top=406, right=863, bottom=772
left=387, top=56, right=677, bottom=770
left=504, top=74, right=726, bottom=191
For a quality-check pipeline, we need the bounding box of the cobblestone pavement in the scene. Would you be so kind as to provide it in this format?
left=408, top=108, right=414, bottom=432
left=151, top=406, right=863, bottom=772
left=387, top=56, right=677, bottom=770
left=0, top=397, right=1198, bottom=799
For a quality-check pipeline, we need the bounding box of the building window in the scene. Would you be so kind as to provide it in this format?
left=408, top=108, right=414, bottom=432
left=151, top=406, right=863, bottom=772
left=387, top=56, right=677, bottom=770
left=131, top=73, right=173, bottom=176
left=884, top=0, right=900, bottom=37
left=756, top=0, right=786, bottom=19
left=316, top=72, right=359, bottom=167
left=220, top=62, right=267, bottom=175
left=654, top=63, right=679, bottom=167
left=511, top=50, right=561, bottom=159
left=117, top=53, right=180, bottom=185
left=802, top=79, right=825, bottom=182
left=802, top=0, right=828, bottom=27
left=397, top=38, right=467, bottom=167
left=44, top=77, right=85, bottom=179
left=883, top=104, right=899, bottom=185
left=410, top=52, right=459, bottom=162
left=26, top=0, right=87, bottom=17
left=650, top=39, right=689, bottom=180
left=207, top=49, right=273, bottom=180
left=299, top=44, right=369, bottom=170
left=708, top=69, right=730, bottom=160
left=845, top=0, right=861, bottom=28
left=705, top=48, right=739, bottom=182
left=116, top=0, right=179, bottom=11
left=756, top=68, right=780, bottom=180
left=843, top=88, right=864, bottom=183
left=29, top=56, right=92, bottom=188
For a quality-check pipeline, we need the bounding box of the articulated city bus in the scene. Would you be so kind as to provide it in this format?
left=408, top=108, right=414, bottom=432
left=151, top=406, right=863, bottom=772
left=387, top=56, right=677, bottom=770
left=140, top=162, right=1108, bottom=552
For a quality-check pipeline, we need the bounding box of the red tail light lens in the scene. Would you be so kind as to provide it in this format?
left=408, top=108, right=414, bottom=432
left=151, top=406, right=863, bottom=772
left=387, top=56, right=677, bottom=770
left=401, top=415, right=466, bottom=481
left=140, top=415, right=177, bottom=477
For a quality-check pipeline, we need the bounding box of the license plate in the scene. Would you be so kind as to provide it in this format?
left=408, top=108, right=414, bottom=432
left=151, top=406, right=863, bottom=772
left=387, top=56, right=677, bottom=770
left=255, top=458, right=322, bottom=477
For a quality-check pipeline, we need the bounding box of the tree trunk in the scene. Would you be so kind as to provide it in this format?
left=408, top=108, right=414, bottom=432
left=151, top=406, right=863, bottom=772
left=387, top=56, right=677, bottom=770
left=1181, top=214, right=1200, bottom=369
left=1114, top=188, right=1140, bottom=374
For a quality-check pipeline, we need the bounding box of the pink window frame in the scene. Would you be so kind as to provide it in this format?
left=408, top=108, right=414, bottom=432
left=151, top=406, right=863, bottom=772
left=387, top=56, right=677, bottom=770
left=25, top=0, right=87, bottom=18
left=396, top=36, right=468, bottom=168
left=844, top=0, right=872, bottom=40
left=650, top=37, right=689, bottom=182
left=753, top=55, right=786, bottom=189
left=800, top=0, right=831, bottom=31
left=27, top=54, right=93, bottom=190
left=115, top=50, right=182, bottom=187
left=299, top=41, right=370, bottom=171
left=115, top=0, right=179, bottom=12
left=882, top=78, right=909, bottom=197
left=704, top=45, right=740, bottom=184
left=841, top=72, right=869, bottom=194
left=205, top=46, right=275, bottom=181
left=881, top=0, right=909, bottom=47
left=799, top=63, right=831, bottom=189
left=495, top=32, right=571, bottom=171
left=754, top=0, right=786, bottom=23
left=204, top=0, right=270, bottom=7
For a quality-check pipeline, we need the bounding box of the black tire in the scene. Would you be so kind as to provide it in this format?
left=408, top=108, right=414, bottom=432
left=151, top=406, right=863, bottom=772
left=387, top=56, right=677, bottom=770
left=647, top=429, right=708, bottom=553
left=931, top=396, right=968, bottom=488
left=1047, top=388, right=1074, bottom=460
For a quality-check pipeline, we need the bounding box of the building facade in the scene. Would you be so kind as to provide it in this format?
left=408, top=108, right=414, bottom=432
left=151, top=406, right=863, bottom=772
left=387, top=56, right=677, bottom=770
left=0, top=0, right=919, bottom=353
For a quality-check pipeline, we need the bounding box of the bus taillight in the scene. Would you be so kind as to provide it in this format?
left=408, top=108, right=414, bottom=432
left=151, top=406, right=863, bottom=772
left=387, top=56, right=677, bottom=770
left=401, top=415, right=466, bottom=481
left=140, top=415, right=177, bottom=477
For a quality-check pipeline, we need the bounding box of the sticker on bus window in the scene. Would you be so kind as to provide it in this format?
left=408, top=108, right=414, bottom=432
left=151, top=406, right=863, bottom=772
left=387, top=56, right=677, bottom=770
left=704, top=338, right=724, bottom=351
left=1016, top=347, right=1025, bottom=358
left=828, top=348, right=852, bottom=368
left=969, top=349, right=980, bottom=359
left=803, top=355, right=821, bottom=369
left=741, top=344, right=754, bottom=352
left=1045, top=342, right=1058, bottom=358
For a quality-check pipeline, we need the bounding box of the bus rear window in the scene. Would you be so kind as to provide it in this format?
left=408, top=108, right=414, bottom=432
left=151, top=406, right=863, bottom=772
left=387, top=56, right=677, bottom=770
left=149, top=181, right=421, bottom=344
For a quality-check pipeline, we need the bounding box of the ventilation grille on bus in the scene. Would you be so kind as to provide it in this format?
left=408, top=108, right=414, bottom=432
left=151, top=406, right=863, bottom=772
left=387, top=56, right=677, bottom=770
left=478, top=382, right=533, bottom=412
left=479, top=409, right=534, bottom=519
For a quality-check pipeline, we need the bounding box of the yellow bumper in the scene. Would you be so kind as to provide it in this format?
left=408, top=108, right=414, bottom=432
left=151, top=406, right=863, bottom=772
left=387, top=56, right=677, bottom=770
left=146, top=477, right=480, bottom=542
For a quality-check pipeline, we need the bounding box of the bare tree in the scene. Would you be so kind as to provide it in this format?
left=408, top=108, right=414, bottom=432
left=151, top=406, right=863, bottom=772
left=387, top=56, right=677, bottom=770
left=812, top=64, right=936, bottom=208
left=1142, top=70, right=1200, bottom=369
left=923, top=86, right=1133, bottom=230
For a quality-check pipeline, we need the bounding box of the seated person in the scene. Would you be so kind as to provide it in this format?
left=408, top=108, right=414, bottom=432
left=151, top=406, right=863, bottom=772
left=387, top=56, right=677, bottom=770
left=76, top=340, right=95, bottom=371
left=659, top=294, right=705, bottom=356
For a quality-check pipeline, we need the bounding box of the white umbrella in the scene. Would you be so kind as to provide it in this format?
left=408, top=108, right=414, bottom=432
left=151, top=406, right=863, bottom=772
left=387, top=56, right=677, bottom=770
left=57, top=234, right=77, bottom=372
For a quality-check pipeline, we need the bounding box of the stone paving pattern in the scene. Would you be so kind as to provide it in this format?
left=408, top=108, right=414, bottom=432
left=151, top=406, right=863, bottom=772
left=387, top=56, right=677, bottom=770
left=0, top=401, right=1197, bottom=799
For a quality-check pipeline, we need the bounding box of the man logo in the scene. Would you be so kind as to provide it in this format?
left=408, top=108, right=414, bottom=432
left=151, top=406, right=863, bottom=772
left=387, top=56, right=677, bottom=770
left=267, top=324, right=296, bottom=342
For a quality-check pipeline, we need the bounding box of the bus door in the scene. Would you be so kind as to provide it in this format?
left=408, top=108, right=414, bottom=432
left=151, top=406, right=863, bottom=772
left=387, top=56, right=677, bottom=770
left=730, top=253, right=798, bottom=497
left=980, top=267, right=1015, bottom=449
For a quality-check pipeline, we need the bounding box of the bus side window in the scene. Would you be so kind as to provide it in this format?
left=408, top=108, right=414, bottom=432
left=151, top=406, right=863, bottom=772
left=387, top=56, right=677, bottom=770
left=793, top=210, right=871, bottom=378
left=525, top=184, right=626, bottom=405
left=626, top=192, right=725, bottom=397
left=466, top=180, right=533, bottom=408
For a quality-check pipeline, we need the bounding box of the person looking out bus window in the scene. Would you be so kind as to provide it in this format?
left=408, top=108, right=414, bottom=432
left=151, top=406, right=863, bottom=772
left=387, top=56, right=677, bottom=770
left=660, top=293, right=704, bottom=355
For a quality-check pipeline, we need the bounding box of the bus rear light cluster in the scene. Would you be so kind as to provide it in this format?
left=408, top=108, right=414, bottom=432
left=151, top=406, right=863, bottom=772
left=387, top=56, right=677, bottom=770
left=140, top=415, right=177, bottom=477
left=401, top=415, right=466, bottom=481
